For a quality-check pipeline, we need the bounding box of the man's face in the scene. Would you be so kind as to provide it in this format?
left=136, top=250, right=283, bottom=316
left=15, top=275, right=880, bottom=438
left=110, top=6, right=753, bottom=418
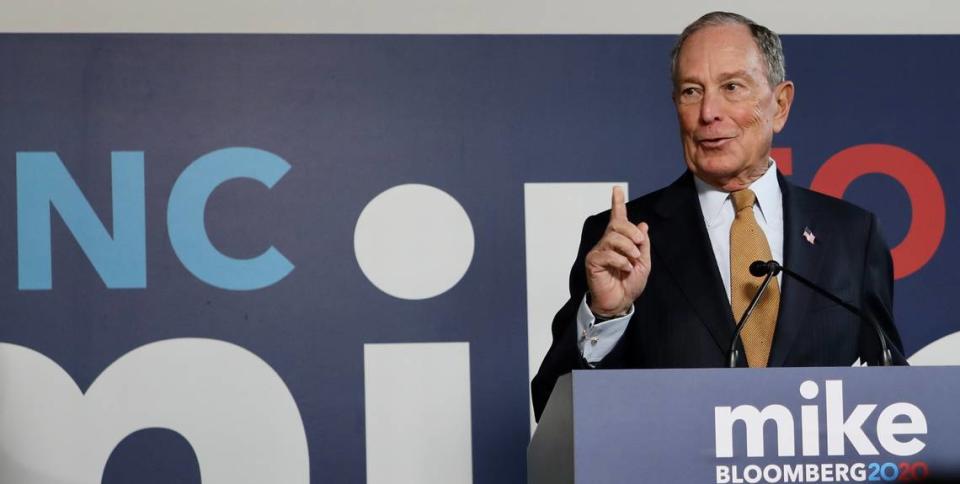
left=673, top=24, right=793, bottom=191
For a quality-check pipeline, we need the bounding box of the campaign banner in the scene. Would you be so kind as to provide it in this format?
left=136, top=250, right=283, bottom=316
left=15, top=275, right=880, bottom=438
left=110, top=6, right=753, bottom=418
left=0, top=34, right=956, bottom=483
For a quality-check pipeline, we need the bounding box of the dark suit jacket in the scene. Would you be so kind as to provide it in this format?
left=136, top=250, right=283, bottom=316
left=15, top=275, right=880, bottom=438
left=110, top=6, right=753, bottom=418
left=531, top=171, right=905, bottom=421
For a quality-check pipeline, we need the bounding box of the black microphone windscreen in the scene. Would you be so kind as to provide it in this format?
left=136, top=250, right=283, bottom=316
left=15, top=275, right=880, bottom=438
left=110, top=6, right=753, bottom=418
left=749, top=260, right=770, bottom=277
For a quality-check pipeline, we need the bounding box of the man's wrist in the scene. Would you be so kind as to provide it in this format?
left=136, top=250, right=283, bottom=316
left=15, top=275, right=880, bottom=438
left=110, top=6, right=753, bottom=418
left=594, top=311, right=629, bottom=322
left=586, top=292, right=631, bottom=321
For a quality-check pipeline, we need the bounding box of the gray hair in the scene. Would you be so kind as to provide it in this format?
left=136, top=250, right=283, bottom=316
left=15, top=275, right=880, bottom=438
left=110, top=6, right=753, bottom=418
left=670, top=11, right=786, bottom=88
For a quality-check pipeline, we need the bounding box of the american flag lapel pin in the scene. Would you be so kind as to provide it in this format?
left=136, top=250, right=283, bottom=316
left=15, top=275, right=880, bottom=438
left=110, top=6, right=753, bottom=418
left=802, top=226, right=816, bottom=245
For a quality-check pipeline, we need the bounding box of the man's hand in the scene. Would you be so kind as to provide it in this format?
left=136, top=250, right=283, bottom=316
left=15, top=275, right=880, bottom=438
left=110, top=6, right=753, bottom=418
left=585, top=186, right=651, bottom=317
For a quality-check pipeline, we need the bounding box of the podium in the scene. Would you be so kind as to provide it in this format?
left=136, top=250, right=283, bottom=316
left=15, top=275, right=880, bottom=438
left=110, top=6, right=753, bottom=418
left=528, top=367, right=960, bottom=483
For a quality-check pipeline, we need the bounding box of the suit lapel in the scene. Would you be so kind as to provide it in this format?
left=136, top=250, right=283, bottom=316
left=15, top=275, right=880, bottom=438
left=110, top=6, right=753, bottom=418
left=768, top=175, right=827, bottom=366
left=644, top=172, right=735, bottom=355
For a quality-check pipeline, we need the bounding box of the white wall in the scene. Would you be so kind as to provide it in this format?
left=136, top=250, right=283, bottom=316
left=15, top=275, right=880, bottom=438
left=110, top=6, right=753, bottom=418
left=2, top=0, right=957, bottom=33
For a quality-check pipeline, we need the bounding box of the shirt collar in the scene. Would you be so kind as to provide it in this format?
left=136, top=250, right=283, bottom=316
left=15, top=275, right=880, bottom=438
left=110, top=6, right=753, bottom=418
left=694, top=159, right=780, bottom=227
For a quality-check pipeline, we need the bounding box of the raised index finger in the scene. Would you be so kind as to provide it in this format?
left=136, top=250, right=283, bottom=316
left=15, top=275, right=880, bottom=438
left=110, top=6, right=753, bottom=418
left=610, top=185, right=627, bottom=221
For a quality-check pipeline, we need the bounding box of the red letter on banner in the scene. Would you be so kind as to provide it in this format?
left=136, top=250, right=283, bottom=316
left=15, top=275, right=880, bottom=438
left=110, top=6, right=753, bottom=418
left=772, top=147, right=792, bottom=175
left=810, top=144, right=945, bottom=279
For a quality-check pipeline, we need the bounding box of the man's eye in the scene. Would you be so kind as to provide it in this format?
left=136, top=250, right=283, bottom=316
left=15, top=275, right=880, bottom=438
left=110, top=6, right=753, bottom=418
left=677, top=87, right=702, bottom=104
left=724, top=83, right=743, bottom=92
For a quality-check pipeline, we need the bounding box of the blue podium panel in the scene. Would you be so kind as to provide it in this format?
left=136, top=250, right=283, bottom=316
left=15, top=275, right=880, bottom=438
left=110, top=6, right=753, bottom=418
left=530, top=367, right=960, bottom=483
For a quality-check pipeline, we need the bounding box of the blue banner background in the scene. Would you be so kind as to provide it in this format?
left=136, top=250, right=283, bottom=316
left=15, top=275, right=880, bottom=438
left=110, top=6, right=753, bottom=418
left=0, top=35, right=956, bottom=483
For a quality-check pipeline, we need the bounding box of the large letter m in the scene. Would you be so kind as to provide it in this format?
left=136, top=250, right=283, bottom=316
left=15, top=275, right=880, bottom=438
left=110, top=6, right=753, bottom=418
left=715, top=404, right=795, bottom=458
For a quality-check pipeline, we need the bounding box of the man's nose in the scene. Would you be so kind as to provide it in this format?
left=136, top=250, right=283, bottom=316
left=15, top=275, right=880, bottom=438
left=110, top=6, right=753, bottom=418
left=699, top=89, right=723, bottom=124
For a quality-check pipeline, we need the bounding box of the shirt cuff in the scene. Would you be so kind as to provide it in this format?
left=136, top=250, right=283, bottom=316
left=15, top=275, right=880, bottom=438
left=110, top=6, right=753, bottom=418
left=575, top=294, right=634, bottom=366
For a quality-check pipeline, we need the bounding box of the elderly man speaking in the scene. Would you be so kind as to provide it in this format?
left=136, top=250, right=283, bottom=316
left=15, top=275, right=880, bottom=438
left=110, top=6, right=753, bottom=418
left=531, top=11, right=905, bottom=421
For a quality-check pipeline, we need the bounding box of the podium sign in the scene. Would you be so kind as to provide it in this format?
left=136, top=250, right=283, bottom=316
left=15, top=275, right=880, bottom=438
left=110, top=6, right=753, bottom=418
left=529, top=367, right=960, bottom=483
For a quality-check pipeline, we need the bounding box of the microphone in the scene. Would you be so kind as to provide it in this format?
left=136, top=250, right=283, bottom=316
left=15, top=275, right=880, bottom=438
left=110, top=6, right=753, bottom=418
left=727, top=262, right=778, bottom=368
left=749, top=260, right=903, bottom=367
left=750, top=260, right=781, bottom=278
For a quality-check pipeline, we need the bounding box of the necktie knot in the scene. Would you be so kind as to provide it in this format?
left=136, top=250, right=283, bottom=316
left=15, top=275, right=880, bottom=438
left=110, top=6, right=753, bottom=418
left=731, top=189, right=757, bottom=213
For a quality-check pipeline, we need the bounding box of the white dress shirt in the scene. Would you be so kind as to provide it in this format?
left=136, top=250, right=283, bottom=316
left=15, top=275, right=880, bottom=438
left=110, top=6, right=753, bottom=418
left=577, top=161, right=784, bottom=364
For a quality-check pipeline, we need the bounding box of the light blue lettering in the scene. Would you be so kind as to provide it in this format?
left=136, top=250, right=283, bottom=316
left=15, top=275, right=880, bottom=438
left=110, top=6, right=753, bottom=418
left=167, top=147, right=293, bottom=290
left=16, top=152, right=146, bottom=289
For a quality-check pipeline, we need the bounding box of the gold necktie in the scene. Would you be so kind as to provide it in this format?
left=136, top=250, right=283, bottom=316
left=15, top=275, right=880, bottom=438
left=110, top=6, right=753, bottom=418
left=729, top=189, right=780, bottom=368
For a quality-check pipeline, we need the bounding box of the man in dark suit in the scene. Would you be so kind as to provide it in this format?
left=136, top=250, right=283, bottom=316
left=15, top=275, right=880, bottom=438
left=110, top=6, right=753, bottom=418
left=531, top=12, right=905, bottom=421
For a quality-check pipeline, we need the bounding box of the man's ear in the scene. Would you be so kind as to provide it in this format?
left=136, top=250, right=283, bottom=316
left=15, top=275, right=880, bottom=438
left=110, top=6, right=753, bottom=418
left=772, top=81, right=795, bottom=133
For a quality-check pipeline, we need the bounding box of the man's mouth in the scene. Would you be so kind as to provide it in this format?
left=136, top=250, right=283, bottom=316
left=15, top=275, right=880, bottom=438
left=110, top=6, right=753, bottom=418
left=697, top=136, right=734, bottom=149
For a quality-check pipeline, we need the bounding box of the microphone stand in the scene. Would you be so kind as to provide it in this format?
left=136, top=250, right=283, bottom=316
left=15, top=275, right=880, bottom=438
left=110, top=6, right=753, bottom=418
left=771, top=262, right=898, bottom=367
left=727, top=265, right=777, bottom=368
